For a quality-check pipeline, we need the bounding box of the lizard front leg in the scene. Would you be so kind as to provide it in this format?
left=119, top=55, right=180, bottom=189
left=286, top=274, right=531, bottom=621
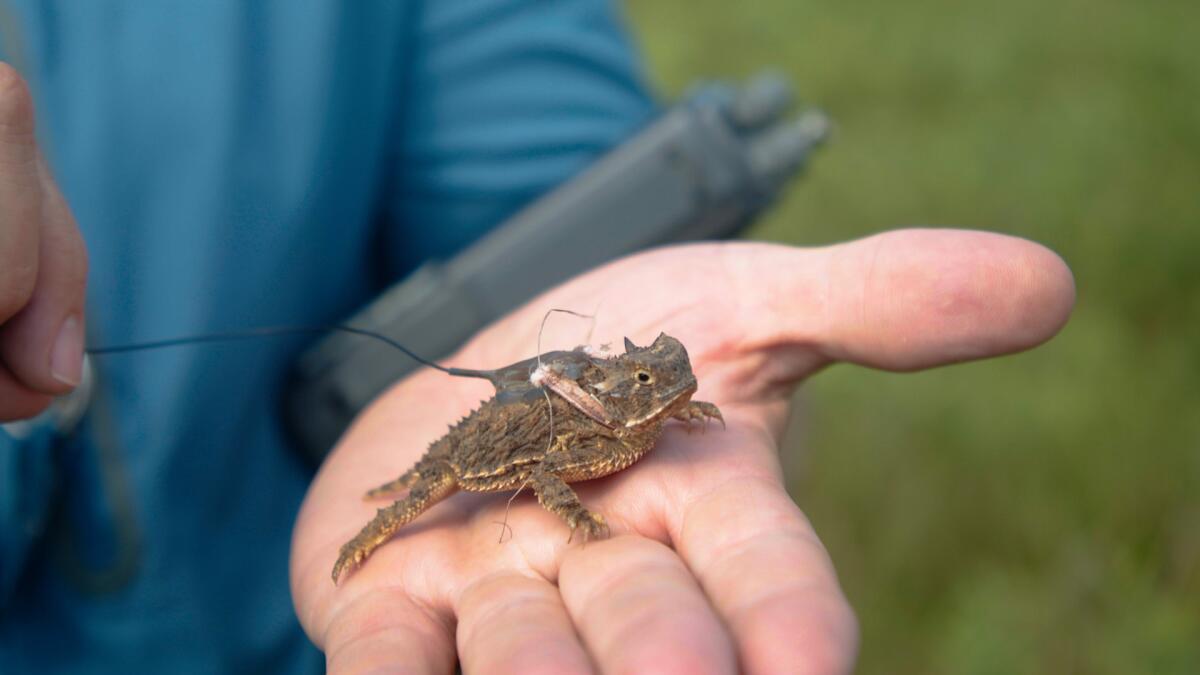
left=672, top=400, right=724, bottom=431
left=524, top=429, right=658, bottom=541
left=333, top=464, right=458, bottom=583
left=529, top=468, right=609, bottom=542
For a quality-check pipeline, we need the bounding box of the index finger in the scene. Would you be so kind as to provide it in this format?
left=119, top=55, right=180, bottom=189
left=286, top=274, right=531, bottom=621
left=0, top=63, right=88, bottom=401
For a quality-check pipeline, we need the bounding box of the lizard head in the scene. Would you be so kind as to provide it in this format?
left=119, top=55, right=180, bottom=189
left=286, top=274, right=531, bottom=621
left=585, top=333, right=698, bottom=429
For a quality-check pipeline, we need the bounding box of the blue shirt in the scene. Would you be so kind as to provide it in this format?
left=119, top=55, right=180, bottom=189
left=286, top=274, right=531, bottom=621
left=0, top=1, right=653, bottom=671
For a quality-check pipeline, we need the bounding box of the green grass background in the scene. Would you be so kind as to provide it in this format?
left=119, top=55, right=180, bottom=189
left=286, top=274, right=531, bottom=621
left=628, top=1, right=1199, bottom=672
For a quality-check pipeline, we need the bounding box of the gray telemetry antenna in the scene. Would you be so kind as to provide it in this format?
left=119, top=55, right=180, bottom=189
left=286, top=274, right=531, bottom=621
left=285, top=71, right=831, bottom=463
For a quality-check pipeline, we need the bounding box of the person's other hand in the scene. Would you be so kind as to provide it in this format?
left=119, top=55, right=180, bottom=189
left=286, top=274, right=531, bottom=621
left=291, top=230, right=1074, bottom=674
left=0, top=63, right=88, bottom=421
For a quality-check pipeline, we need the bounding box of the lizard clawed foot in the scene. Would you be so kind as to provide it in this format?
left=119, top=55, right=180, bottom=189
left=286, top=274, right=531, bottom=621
left=331, top=542, right=371, bottom=585
left=673, top=400, right=725, bottom=433
left=566, top=511, right=609, bottom=544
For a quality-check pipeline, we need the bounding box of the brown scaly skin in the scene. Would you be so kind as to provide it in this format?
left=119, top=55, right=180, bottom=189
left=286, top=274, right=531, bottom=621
left=331, top=333, right=722, bottom=584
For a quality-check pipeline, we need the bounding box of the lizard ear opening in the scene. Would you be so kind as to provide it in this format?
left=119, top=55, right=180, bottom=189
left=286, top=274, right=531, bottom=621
left=624, top=337, right=638, bottom=353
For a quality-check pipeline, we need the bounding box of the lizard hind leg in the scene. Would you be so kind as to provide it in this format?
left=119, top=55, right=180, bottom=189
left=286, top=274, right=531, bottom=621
left=529, top=468, right=609, bottom=542
left=362, top=468, right=421, bottom=500
left=362, top=450, right=451, bottom=500
left=333, top=466, right=458, bottom=584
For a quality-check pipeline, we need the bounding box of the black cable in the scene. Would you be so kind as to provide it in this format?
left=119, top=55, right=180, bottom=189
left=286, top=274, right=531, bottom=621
left=86, top=324, right=490, bottom=379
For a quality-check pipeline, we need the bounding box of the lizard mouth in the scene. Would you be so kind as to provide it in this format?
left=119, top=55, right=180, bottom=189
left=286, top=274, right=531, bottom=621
left=621, top=379, right=698, bottom=428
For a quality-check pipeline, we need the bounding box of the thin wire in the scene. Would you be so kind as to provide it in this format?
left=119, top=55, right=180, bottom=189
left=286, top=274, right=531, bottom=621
left=534, top=308, right=595, bottom=373
left=85, top=324, right=472, bottom=377
left=531, top=308, right=596, bottom=460
left=496, top=477, right=531, bottom=544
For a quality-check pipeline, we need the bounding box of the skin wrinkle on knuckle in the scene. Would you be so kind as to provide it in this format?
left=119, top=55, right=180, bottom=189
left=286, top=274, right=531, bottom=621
left=697, top=523, right=832, bottom=601
left=322, top=563, right=456, bottom=642
left=562, top=540, right=679, bottom=608
left=560, top=544, right=735, bottom=673
left=839, top=236, right=892, bottom=360
left=857, top=235, right=885, bottom=340
left=602, top=609, right=733, bottom=675
left=737, top=589, right=859, bottom=674
left=581, top=577, right=710, bottom=656
left=806, top=240, right=849, bottom=364
left=457, top=573, right=560, bottom=646
left=322, top=586, right=408, bottom=646
left=716, top=551, right=841, bottom=622
left=325, top=621, right=421, bottom=672
left=461, top=617, right=588, bottom=675
left=323, top=590, right=453, bottom=673
left=676, top=473, right=825, bottom=578
left=462, top=590, right=562, bottom=645
left=672, top=471, right=788, bottom=557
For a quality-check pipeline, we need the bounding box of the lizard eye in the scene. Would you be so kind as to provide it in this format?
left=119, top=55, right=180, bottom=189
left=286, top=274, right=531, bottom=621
left=634, top=370, right=654, bottom=385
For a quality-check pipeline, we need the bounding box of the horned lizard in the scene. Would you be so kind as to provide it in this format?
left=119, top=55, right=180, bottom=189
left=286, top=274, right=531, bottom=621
left=331, top=333, right=722, bottom=583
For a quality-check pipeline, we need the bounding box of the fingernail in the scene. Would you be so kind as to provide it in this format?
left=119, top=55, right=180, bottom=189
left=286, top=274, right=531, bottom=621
left=51, top=314, right=83, bottom=386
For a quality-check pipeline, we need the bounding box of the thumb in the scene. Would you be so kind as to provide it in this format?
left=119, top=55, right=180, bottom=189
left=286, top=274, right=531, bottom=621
left=0, top=63, right=88, bottom=404
left=717, top=229, right=1076, bottom=399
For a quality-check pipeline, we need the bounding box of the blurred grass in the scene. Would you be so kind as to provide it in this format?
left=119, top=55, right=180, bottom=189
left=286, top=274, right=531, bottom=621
left=627, top=1, right=1200, bottom=672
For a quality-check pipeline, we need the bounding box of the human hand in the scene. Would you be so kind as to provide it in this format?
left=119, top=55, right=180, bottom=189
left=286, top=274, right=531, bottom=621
left=291, top=229, right=1074, bottom=674
left=0, top=64, right=88, bottom=421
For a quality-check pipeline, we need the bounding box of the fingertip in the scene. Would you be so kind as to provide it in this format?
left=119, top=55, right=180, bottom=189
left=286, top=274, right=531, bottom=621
left=928, top=230, right=1076, bottom=361
left=825, top=228, right=1077, bottom=370
left=0, top=305, right=86, bottom=396
left=1017, top=241, right=1076, bottom=347
left=50, top=313, right=84, bottom=387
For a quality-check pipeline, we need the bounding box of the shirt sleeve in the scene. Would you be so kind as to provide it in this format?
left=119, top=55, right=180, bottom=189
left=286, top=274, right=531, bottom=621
left=0, top=421, right=59, bottom=609
left=381, top=0, right=657, bottom=275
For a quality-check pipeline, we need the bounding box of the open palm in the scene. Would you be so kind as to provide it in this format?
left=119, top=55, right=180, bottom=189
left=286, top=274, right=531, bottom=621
left=290, top=229, right=1074, bottom=674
